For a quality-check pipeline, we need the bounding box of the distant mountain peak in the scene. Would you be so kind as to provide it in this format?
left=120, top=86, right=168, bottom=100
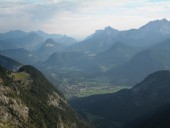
left=105, top=26, right=113, bottom=30
left=60, top=34, right=71, bottom=39
left=94, top=26, right=118, bottom=33
left=139, top=18, right=170, bottom=34
left=150, top=18, right=169, bottom=23
left=36, top=30, right=47, bottom=33
left=9, top=30, right=26, bottom=33
left=92, top=26, right=119, bottom=37
left=104, top=26, right=119, bottom=32
left=141, top=18, right=169, bottom=27
left=0, top=30, right=27, bottom=39
left=160, top=18, right=168, bottom=22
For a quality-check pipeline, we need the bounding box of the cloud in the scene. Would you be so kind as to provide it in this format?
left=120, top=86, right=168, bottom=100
left=0, top=0, right=170, bottom=38
left=147, top=0, right=170, bottom=2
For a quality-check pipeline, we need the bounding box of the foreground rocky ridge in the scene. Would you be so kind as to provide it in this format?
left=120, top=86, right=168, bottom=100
left=0, top=65, right=89, bottom=128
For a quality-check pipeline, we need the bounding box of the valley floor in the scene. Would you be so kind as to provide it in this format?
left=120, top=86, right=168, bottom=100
left=59, top=83, right=131, bottom=99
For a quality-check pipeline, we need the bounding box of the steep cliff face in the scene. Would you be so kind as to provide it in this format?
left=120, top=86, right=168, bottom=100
left=0, top=65, right=89, bottom=128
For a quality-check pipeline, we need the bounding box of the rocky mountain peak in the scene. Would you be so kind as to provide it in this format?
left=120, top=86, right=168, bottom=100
left=139, top=18, right=170, bottom=34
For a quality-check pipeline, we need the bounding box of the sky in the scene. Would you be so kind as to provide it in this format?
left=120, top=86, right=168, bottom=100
left=0, top=0, right=170, bottom=39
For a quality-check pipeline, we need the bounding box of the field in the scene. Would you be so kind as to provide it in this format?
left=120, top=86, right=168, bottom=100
left=10, top=72, right=30, bottom=81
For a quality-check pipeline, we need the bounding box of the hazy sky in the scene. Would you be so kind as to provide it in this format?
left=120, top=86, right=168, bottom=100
left=0, top=0, right=170, bottom=39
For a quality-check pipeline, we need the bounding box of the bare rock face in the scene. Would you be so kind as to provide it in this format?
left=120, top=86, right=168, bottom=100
left=0, top=81, right=29, bottom=127
left=48, top=91, right=66, bottom=109
left=0, top=65, right=89, bottom=128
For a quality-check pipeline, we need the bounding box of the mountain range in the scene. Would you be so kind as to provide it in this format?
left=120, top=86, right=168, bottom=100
left=38, top=37, right=170, bottom=87
left=94, top=42, right=141, bottom=71
left=35, top=38, right=76, bottom=60
left=1, top=18, right=170, bottom=92
left=67, top=19, right=170, bottom=54
left=1, top=18, right=170, bottom=128
left=107, top=38, right=170, bottom=85
left=0, top=30, right=77, bottom=51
